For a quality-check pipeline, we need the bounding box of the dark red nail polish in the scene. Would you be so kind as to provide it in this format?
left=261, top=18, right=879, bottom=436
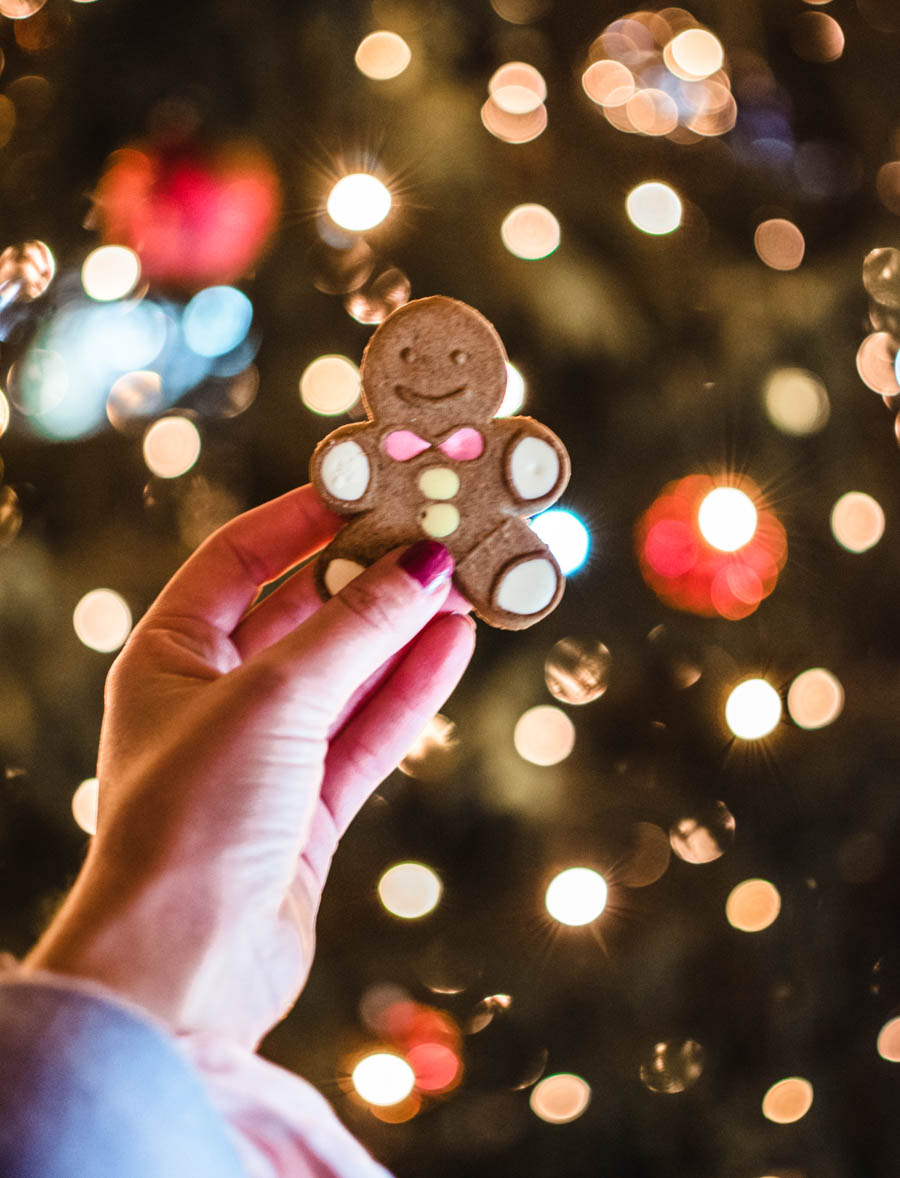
left=399, top=540, right=454, bottom=591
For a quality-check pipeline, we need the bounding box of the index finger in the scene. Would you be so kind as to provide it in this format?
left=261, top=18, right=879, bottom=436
left=142, top=484, right=344, bottom=635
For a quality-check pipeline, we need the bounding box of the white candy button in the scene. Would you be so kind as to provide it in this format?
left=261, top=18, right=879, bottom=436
left=321, top=440, right=370, bottom=501
left=509, top=436, right=559, bottom=500
left=495, top=557, right=558, bottom=615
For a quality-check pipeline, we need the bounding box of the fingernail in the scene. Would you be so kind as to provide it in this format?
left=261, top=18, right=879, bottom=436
left=399, top=540, right=454, bottom=592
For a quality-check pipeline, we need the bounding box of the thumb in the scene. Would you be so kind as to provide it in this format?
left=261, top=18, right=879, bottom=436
left=246, top=540, right=456, bottom=723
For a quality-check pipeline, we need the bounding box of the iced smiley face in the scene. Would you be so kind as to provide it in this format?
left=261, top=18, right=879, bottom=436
left=360, top=296, right=508, bottom=426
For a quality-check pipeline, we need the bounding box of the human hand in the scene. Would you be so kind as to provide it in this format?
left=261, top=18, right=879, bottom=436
left=24, top=486, right=475, bottom=1048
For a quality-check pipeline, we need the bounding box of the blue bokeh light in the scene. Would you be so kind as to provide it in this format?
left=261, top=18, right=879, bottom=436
left=531, top=508, right=591, bottom=575
left=183, top=286, right=253, bottom=358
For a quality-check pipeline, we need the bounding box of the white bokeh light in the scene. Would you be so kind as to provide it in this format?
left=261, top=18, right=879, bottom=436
left=514, top=705, right=575, bottom=766
left=497, top=362, right=526, bottom=416
left=698, top=487, right=758, bottom=551
left=71, top=776, right=99, bottom=835
left=378, top=862, right=442, bottom=919
left=529, top=1073, right=591, bottom=1123
left=72, top=589, right=132, bottom=653
left=327, top=174, right=392, bottom=232
left=626, top=183, right=682, bottom=235
left=545, top=867, right=608, bottom=926
left=81, top=245, right=141, bottom=302
left=530, top=509, right=590, bottom=574
left=725, top=679, right=782, bottom=740
left=143, top=417, right=202, bottom=479
left=352, top=1053, right=416, bottom=1106
left=299, top=354, right=361, bottom=415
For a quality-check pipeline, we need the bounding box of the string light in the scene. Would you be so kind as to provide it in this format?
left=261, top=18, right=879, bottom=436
left=725, top=679, right=782, bottom=740
left=697, top=487, right=758, bottom=551
left=352, top=1053, right=416, bottom=1106
left=327, top=174, right=392, bottom=232
left=545, top=867, right=608, bottom=925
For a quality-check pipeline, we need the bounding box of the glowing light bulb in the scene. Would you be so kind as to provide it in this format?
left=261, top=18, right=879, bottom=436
left=378, top=862, right=442, bottom=919
left=71, top=776, right=99, bottom=835
left=762, top=1077, right=813, bottom=1124
left=81, top=245, right=141, bottom=302
left=725, top=679, right=782, bottom=740
left=529, top=1073, right=591, bottom=1123
left=545, top=867, right=608, bottom=926
left=698, top=487, right=757, bottom=551
left=530, top=509, right=590, bottom=574
left=497, top=362, right=526, bottom=416
left=73, top=589, right=132, bottom=653
left=626, top=183, right=682, bottom=236
left=299, top=355, right=360, bottom=415
left=143, top=417, right=202, bottom=479
left=725, top=879, right=781, bottom=932
left=327, top=174, right=392, bottom=232
left=352, top=1053, right=416, bottom=1106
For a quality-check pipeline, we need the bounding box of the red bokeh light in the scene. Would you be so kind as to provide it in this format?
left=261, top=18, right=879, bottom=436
left=636, top=474, right=787, bottom=619
left=93, top=140, right=281, bottom=291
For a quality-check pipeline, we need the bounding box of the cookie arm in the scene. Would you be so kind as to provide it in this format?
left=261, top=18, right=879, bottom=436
left=495, top=416, right=571, bottom=516
left=309, top=422, right=379, bottom=515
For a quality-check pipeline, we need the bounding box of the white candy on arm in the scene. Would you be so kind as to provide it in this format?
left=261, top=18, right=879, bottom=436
left=508, top=436, right=560, bottom=500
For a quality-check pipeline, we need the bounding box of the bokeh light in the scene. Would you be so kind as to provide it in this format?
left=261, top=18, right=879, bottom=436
left=544, top=637, right=611, bottom=705
left=0, top=389, right=9, bottom=439
left=791, top=11, right=844, bottom=62
left=480, top=96, right=548, bottom=145
left=830, top=491, right=885, bottom=553
left=530, top=509, right=590, bottom=574
left=582, top=60, right=635, bottom=108
left=763, top=367, right=830, bottom=435
left=106, top=370, right=165, bottom=433
left=496, top=362, right=526, bottom=417
left=0, top=1, right=47, bottom=20
left=71, top=776, right=99, bottom=836
left=355, top=31, right=412, bottom=80
left=670, top=802, right=735, bottom=864
left=626, top=183, right=682, bottom=235
left=143, top=417, right=202, bottom=479
left=725, top=679, right=782, bottom=740
left=183, top=286, right=253, bottom=358
left=0, top=239, right=55, bottom=300
left=698, top=487, right=758, bottom=552
left=72, top=588, right=132, bottom=653
left=299, top=354, right=361, bottom=415
left=0, top=486, right=22, bottom=549
left=489, top=62, right=546, bottom=113
left=618, top=822, right=671, bottom=888
left=876, top=161, right=900, bottom=216
left=856, top=332, right=899, bottom=396
left=787, top=668, right=844, bottom=729
left=501, top=204, right=561, bottom=260
left=754, top=219, right=805, bottom=271
left=639, top=1039, right=704, bottom=1093
left=81, top=245, right=141, bottom=302
left=327, top=174, right=392, bottom=232
left=398, top=713, right=460, bottom=781
left=514, top=705, right=575, bottom=766
left=545, top=867, right=608, bottom=926
left=862, top=247, right=900, bottom=308
left=352, top=1053, right=416, bottom=1106
left=725, top=879, right=782, bottom=932
left=762, top=1077, right=814, bottom=1124
left=666, top=29, right=724, bottom=80
left=378, top=862, right=442, bottom=919
left=529, top=1073, right=591, bottom=1124
left=344, top=266, right=411, bottom=325
left=877, top=1016, right=900, bottom=1063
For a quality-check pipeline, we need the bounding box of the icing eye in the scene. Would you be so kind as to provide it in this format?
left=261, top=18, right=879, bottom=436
left=400, top=347, right=416, bottom=363
left=451, top=349, right=468, bottom=365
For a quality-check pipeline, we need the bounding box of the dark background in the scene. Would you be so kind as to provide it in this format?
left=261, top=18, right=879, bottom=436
left=0, top=2, right=899, bottom=1175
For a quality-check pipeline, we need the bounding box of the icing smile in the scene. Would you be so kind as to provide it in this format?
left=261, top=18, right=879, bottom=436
left=394, top=384, right=470, bottom=405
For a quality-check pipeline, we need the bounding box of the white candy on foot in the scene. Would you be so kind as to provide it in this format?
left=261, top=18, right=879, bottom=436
left=495, top=557, right=558, bottom=615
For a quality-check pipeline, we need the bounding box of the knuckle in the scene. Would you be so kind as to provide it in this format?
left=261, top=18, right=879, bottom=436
left=335, top=575, right=404, bottom=636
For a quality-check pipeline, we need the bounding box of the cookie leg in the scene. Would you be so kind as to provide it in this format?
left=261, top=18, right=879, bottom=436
left=455, top=517, right=564, bottom=629
left=315, top=516, right=411, bottom=599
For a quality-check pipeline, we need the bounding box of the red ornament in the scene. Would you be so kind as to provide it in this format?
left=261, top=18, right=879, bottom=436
left=93, top=140, right=281, bottom=291
left=636, top=473, right=787, bottom=619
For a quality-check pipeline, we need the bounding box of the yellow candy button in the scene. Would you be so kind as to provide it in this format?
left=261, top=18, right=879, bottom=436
left=421, top=503, right=460, bottom=538
left=418, top=466, right=460, bottom=500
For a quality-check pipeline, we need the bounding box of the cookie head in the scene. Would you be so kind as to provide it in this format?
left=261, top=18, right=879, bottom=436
left=361, top=295, right=508, bottom=426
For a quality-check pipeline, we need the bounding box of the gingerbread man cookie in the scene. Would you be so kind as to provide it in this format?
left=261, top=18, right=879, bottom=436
left=309, top=295, right=571, bottom=629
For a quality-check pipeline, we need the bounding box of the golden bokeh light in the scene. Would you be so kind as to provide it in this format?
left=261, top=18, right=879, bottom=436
left=544, top=637, right=611, bottom=705
left=763, top=367, right=830, bottom=435
left=529, top=1073, right=591, bottom=1123
left=71, top=776, right=99, bottom=836
left=378, top=862, right=442, bottom=919
left=106, top=370, right=164, bottom=433
left=81, top=245, right=141, bottom=302
left=787, top=668, right=844, bottom=730
left=299, top=354, right=360, bottom=415
left=480, top=96, right=548, bottom=144
left=725, top=879, right=782, bottom=932
left=0, top=485, right=22, bottom=549
left=0, top=389, right=9, bottom=438
left=791, top=11, right=845, bottom=62
left=666, top=28, right=724, bottom=80
left=142, top=416, right=202, bottom=479
left=354, top=31, right=412, bottom=80
left=697, top=486, right=758, bottom=551
left=762, top=1076, right=814, bottom=1124
left=344, top=266, right=411, bottom=325
left=72, top=588, right=133, bottom=653
left=618, top=822, right=671, bottom=887
left=582, top=60, right=635, bottom=108
left=496, top=362, right=525, bottom=417
left=545, top=867, right=608, bottom=926
left=639, top=1039, right=704, bottom=1093
left=855, top=332, right=900, bottom=397
left=398, top=713, right=460, bottom=781
left=513, top=704, right=575, bottom=766
left=725, top=679, right=782, bottom=740
left=500, top=204, right=561, bottom=260
left=669, top=802, right=735, bottom=864
left=877, top=1016, right=900, bottom=1063
left=862, top=247, right=900, bottom=308
left=830, top=491, right=885, bottom=553
left=626, top=182, right=682, bottom=235
left=352, top=1052, right=416, bottom=1106
left=488, top=62, right=546, bottom=114
left=875, top=161, right=900, bottom=216
left=0, top=0, right=47, bottom=18
left=0, top=239, right=55, bottom=298
left=626, top=88, right=679, bottom=137
left=754, top=218, right=805, bottom=271
left=327, top=174, right=392, bottom=232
